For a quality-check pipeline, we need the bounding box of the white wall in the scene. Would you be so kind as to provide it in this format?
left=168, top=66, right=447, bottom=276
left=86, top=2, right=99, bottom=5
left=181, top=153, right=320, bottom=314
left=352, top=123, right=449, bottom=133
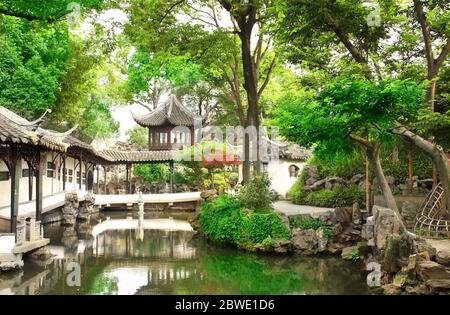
left=238, top=159, right=306, bottom=199
left=267, top=159, right=306, bottom=198
left=0, top=152, right=93, bottom=209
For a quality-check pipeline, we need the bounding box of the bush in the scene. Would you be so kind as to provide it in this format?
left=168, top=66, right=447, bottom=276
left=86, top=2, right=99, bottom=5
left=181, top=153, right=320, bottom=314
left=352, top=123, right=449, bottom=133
left=289, top=180, right=364, bottom=208
left=199, top=194, right=291, bottom=249
left=133, top=163, right=169, bottom=183
left=238, top=174, right=273, bottom=212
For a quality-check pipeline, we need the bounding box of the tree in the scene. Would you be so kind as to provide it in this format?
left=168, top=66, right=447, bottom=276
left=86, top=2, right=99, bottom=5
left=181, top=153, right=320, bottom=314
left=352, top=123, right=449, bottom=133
left=0, top=1, right=122, bottom=140
left=273, top=77, right=428, bottom=227
left=273, top=0, right=450, bottom=212
left=123, top=0, right=277, bottom=183
left=126, top=125, right=149, bottom=150
left=0, top=0, right=106, bottom=22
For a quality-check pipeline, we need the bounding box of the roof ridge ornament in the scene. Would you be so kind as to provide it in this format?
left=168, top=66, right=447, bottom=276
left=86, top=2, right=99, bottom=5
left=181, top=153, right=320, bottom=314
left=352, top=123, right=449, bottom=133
left=18, top=108, right=52, bottom=131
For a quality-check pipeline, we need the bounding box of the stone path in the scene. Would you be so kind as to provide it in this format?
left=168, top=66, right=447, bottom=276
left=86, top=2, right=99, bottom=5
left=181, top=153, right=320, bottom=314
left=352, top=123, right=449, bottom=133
left=273, top=200, right=334, bottom=217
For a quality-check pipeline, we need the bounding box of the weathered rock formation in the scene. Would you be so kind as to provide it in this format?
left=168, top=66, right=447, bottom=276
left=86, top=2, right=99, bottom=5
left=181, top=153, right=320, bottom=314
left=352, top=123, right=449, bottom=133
left=290, top=206, right=363, bottom=255
left=361, top=205, right=450, bottom=295
left=62, top=192, right=79, bottom=226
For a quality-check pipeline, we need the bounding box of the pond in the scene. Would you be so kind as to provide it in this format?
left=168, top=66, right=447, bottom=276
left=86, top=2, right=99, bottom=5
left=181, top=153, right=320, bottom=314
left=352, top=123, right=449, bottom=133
left=0, top=211, right=372, bottom=295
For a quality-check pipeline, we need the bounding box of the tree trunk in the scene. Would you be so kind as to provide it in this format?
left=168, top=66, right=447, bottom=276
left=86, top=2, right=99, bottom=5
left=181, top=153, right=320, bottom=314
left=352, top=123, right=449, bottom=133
left=367, top=143, right=406, bottom=231
left=350, top=135, right=406, bottom=230
left=238, top=14, right=261, bottom=179
left=394, top=124, right=450, bottom=215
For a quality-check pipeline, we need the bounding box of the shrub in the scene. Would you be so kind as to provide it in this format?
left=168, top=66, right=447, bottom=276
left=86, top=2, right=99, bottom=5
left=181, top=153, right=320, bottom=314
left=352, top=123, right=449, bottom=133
left=238, top=174, right=273, bottom=212
left=199, top=194, right=291, bottom=249
left=133, top=163, right=169, bottom=183
left=242, top=212, right=292, bottom=245
left=289, top=180, right=363, bottom=208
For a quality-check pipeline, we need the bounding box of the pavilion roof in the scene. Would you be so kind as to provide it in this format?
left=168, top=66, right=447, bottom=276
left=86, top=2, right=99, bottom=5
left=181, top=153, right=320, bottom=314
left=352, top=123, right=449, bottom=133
left=131, top=95, right=202, bottom=127
left=0, top=105, right=177, bottom=164
left=0, top=106, right=72, bottom=151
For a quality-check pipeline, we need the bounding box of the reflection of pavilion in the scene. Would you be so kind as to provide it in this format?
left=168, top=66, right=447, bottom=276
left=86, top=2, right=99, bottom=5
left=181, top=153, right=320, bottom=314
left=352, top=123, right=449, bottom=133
left=91, top=218, right=196, bottom=259
left=0, top=219, right=199, bottom=295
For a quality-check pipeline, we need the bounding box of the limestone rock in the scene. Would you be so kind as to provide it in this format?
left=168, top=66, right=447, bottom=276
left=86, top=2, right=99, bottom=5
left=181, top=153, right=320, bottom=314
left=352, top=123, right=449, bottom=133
left=341, top=245, right=359, bottom=260
left=405, top=284, right=430, bottom=295
left=78, top=193, right=95, bottom=221
left=436, top=251, right=450, bottom=266
left=401, top=201, right=418, bottom=229
left=352, top=202, right=361, bottom=226
left=200, top=190, right=217, bottom=200
left=324, top=176, right=347, bottom=190
left=372, top=206, right=402, bottom=251
left=350, top=174, right=364, bottom=185
left=416, top=261, right=450, bottom=282
left=292, top=229, right=321, bottom=254
left=382, top=283, right=403, bottom=295
left=425, top=279, right=450, bottom=289
left=63, top=192, right=79, bottom=226
left=335, top=207, right=352, bottom=225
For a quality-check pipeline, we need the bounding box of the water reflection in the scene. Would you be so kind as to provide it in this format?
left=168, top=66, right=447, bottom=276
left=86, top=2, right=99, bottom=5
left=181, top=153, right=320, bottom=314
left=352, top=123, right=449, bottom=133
left=0, top=212, right=372, bottom=295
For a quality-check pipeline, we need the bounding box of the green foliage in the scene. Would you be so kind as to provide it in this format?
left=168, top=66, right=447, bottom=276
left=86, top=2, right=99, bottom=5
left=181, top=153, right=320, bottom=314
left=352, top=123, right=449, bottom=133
left=350, top=250, right=362, bottom=263
left=126, top=125, right=148, bottom=150
left=289, top=179, right=364, bottom=208
left=199, top=195, right=291, bottom=250
left=291, top=217, right=326, bottom=230
left=237, top=174, right=273, bottom=213
left=133, top=163, right=169, bottom=183
left=0, top=15, right=70, bottom=118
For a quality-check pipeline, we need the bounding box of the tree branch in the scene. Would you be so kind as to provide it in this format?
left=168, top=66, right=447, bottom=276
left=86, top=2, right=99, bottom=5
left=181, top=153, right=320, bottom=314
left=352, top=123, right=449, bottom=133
left=434, top=39, right=450, bottom=74
left=413, top=0, right=435, bottom=77
left=257, top=56, right=277, bottom=99
left=324, top=14, right=369, bottom=66
left=349, top=134, right=370, bottom=147
left=159, top=0, right=186, bottom=25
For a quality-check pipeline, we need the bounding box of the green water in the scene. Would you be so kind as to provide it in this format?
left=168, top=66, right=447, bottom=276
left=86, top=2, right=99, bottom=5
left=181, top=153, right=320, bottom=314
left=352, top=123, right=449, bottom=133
left=0, top=212, right=371, bottom=295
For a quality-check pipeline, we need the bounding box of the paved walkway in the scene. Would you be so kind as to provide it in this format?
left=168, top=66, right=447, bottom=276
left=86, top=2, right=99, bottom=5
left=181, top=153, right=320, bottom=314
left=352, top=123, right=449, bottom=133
left=0, top=191, right=86, bottom=220
left=273, top=200, right=333, bottom=217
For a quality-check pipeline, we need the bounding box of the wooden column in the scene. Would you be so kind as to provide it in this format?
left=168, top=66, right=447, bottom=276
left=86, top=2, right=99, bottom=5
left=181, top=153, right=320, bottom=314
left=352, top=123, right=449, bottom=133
left=104, top=166, right=107, bottom=195
left=27, top=161, right=33, bottom=201
left=126, top=163, right=131, bottom=194
left=79, top=158, right=82, bottom=190
left=10, top=148, right=21, bottom=237
left=62, top=156, right=66, bottom=191
left=170, top=161, right=174, bottom=194
left=96, top=166, right=100, bottom=194
left=35, top=151, right=46, bottom=222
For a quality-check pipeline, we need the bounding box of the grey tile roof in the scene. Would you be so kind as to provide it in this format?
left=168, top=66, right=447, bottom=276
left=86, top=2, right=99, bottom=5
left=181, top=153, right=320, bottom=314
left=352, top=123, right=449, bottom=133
left=132, top=95, right=202, bottom=127
left=0, top=106, right=176, bottom=164
left=279, top=144, right=312, bottom=161
left=0, top=106, right=70, bottom=151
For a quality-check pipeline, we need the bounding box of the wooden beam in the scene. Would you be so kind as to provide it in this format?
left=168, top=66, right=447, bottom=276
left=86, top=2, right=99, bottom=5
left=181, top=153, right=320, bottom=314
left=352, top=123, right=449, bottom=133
left=10, top=148, right=21, bottom=238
